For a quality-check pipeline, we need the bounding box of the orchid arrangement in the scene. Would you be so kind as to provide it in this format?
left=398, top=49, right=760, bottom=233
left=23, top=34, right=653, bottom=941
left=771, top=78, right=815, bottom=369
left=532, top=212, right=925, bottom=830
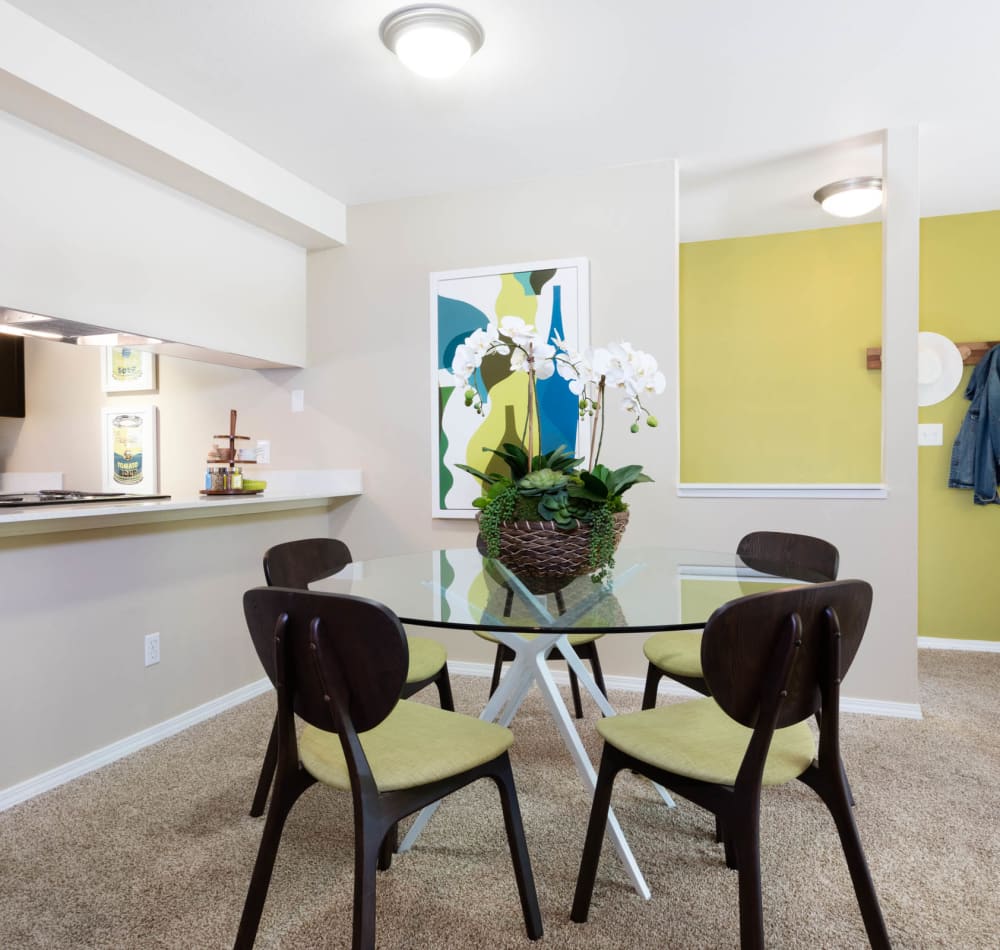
left=451, top=315, right=665, bottom=574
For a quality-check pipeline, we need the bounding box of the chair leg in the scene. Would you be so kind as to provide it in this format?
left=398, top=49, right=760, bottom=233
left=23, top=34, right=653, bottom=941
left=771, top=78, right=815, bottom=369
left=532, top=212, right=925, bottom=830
left=586, top=646, right=608, bottom=701
left=235, top=770, right=313, bottom=949
left=824, top=786, right=891, bottom=948
left=641, top=663, right=662, bottom=710
left=491, top=754, right=543, bottom=940
left=733, top=818, right=765, bottom=950
left=377, top=822, right=398, bottom=872
left=352, top=813, right=385, bottom=950
left=568, top=667, right=584, bottom=719
left=571, top=748, right=621, bottom=923
left=434, top=664, right=455, bottom=712
left=249, top=714, right=278, bottom=818
left=488, top=646, right=506, bottom=698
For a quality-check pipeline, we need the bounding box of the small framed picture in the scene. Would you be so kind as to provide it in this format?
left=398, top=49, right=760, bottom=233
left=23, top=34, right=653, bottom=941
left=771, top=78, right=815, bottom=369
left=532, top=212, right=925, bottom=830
left=101, top=407, right=159, bottom=493
left=101, top=346, right=158, bottom=393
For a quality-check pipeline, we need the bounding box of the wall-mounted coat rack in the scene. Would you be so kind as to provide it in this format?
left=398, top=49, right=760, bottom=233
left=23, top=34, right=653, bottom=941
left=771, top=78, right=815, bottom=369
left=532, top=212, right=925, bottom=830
left=866, top=340, right=1000, bottom=370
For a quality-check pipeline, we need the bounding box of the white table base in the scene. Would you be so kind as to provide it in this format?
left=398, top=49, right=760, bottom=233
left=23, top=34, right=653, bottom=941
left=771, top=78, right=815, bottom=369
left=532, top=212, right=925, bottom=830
left=397, top=628, right=674, bottom=900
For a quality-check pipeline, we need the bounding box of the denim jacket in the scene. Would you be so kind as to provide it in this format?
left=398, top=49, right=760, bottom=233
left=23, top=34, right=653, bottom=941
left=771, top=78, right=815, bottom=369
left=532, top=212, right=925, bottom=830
left=948, top=343, right=1000, bottom=504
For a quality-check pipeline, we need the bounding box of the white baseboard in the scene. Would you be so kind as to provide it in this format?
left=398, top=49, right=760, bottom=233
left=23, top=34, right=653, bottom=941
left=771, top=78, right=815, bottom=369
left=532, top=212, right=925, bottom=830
left=918, top=636, right=1000, bottom=653
left=448, top=661, right=921, bottom=718
left=0, top=677, right=272, bottom=813
left=6, top=646, right=934, bottom=813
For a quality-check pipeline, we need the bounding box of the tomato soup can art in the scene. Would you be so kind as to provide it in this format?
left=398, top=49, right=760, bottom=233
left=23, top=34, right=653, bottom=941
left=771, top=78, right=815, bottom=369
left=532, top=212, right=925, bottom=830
left=112, top=414, right=144, bottom=485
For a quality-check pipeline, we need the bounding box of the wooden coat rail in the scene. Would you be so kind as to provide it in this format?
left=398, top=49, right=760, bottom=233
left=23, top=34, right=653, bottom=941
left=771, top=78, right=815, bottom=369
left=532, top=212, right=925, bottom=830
left=866, top=340, right=1000, bottom=370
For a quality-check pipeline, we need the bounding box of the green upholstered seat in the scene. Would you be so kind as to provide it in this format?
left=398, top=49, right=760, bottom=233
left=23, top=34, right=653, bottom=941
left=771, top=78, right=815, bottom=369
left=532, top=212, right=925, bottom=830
left=300, top=699, right=514, bottom=793
left=474, top=629, right=602, bottom=647
left=406, top=635, right=448, bottom=684
left=642, top=630, right=703, bottom=679
left=597, top=696, right=815, bottom=787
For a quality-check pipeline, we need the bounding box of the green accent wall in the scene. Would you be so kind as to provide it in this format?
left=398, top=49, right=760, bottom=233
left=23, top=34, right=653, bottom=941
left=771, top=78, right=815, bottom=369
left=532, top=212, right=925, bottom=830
left=679, top=211, right=1000, bottom=641
left=918, top=211, right=1000, bottom=641
left=680, top=224, right=882, bottom=483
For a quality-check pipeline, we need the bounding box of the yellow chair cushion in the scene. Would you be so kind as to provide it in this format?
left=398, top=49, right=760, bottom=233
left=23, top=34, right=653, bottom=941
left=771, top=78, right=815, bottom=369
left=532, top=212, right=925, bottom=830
left=405, top=634, right=447, bottom=684
left=300, top=700, right=513, bottom=792
left=473, top=629, right=603, bottom=647
left=597, top=697, right=815, bottom=787
left=643, top=630, right=704, bottom=679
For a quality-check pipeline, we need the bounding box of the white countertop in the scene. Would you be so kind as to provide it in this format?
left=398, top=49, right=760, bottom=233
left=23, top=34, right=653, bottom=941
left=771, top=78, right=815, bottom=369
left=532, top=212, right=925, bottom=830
left=0, top=469, right=362, bottom=538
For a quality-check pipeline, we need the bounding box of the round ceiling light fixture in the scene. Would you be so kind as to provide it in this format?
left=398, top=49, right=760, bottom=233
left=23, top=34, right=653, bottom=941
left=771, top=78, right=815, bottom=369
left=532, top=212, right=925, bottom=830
left=813, top=177, right=883, bottom=218
left=379, top=5, right=484, bottom=79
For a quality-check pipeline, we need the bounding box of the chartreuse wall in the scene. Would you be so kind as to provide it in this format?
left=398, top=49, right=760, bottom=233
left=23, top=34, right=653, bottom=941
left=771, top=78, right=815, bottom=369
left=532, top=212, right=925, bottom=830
left=918, top=211, right=1000, bottom=641
left=679, top=211, right=1000, bottom=641
left=679, top=224, right=883, bottom=483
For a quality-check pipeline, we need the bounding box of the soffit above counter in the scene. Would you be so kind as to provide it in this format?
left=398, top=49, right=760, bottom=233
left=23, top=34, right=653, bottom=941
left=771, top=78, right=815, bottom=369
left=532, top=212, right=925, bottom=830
left=0, top=2, right=346, bottom=251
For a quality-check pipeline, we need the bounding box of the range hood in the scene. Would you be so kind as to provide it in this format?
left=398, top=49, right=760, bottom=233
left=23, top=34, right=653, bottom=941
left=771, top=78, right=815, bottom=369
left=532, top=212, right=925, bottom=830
left=0, top=307, right=293, bottom=370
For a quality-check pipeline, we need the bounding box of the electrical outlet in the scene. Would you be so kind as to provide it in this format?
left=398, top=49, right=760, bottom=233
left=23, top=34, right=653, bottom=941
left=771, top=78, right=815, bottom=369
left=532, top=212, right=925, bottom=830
left=144, top=632, right=160, bottom=667
left=255, top=440, right=271, bottom=464
left=291, top=389, right=304, bottom=412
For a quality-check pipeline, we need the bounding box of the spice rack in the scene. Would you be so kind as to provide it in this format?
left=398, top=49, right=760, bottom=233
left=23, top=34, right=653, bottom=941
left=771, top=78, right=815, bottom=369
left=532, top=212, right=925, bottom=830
left=201, top=409, right=263, bottom=495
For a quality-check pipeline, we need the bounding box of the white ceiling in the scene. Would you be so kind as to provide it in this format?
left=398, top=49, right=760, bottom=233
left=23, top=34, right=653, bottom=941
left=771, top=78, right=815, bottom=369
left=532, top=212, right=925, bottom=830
left=7, top=0, right=1000, bottom=240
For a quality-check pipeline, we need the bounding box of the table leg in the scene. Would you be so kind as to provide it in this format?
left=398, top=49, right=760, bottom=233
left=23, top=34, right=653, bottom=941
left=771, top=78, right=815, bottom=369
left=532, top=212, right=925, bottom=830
left=398, top=631, right=541, bottom=854
left=553, top=638, right=676, bottom=810
left=400, top=631, right=655, bottom=898
left=530, top=651, right=652, bottom=900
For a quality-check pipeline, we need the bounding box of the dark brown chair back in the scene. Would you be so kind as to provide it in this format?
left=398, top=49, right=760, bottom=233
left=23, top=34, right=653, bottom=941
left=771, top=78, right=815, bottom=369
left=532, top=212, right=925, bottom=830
left=701, top=579, right=872, bottom=730
left=243, top=586, right=408, bottom=735
left=263, top=538, right=353, bottom=589
left=736, top=530, right=839, bottom=583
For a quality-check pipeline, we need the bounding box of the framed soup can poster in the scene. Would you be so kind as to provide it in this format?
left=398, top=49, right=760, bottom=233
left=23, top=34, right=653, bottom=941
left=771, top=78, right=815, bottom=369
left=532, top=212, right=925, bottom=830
left=101, top=406, right=159, bottom=493
left=431, top=257, right=589, bottom=518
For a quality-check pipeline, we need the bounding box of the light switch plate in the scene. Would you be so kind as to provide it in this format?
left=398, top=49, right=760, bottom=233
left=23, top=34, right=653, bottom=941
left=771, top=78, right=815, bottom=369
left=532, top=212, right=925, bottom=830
left=291, top=389, right=304, bottom=412
left=918, top=423, right=943, bottom=446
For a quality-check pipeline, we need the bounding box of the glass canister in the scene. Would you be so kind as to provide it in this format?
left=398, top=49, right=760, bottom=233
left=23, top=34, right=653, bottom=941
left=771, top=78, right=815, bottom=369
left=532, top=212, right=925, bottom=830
left=111, top=346, right=143, bottom=382
left=112, top=413, right=144, bottom=485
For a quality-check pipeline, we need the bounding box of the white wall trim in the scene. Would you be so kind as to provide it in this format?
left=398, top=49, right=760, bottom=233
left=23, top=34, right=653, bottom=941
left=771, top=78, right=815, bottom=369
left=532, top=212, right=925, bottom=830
left=918, top=636, right=1000, bottom=653
left=5, top=649, right=932, bottom=813
left=448, top=661, right=922, bottom=718
left=0, top=677, right=272, bottom=813
left=677, top=483, right=888, bottom=499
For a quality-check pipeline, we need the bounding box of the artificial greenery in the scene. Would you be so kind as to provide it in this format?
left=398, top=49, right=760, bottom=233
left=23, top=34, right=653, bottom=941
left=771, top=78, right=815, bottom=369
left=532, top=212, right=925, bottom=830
left=457, top=443, right=653, bottom=576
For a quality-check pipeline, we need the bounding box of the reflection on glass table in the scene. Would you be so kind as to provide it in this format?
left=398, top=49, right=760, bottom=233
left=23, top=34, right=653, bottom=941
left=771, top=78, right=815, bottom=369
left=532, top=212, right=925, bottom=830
left=311, top=545, right=806, bottom=899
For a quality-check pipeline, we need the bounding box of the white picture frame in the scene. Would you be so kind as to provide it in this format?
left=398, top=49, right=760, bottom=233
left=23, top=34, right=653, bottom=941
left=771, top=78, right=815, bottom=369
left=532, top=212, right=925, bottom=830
left=101, top=406, right=159, bottom=493
left=101, top=346, right=158, bottom=393
left=430, top=257, right=590, bottom=518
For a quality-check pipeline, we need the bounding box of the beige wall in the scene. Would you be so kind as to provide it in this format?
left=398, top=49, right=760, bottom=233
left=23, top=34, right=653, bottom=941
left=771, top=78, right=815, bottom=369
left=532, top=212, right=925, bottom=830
left=304, top=162, right=681, bottom=672
left=0, top=504, right=360, bottom=789
left=308, top=157, right=919, bottom=706
left=1, top=157, right=922, bottom=796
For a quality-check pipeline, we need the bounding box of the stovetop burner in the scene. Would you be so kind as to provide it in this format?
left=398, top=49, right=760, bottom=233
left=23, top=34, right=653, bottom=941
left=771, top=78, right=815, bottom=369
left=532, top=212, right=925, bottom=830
left=0, top=490, right=171, bottom=508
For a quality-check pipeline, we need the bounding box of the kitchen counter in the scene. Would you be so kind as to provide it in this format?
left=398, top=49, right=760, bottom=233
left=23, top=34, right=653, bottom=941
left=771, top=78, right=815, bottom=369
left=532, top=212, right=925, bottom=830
left=0, top=469, right=362, bottom=538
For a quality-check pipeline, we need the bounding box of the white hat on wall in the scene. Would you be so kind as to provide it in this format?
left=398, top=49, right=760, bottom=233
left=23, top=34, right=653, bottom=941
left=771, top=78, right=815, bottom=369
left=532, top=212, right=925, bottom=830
left=917, top=331, right=964, bottom=407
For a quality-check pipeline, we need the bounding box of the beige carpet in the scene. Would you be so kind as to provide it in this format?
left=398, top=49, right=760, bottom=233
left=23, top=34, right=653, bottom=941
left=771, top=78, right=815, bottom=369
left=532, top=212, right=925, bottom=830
left=1, top=650, right=998, bottom=949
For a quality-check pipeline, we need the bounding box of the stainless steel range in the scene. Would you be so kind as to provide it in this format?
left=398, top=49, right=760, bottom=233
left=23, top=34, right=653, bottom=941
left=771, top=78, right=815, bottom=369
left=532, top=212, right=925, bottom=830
left=0, top=490, right=171, bottom=508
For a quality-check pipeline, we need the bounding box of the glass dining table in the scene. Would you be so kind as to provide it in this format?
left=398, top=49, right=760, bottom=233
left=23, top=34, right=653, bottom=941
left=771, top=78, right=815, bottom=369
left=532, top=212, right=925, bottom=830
left=312, top=544, right=802, bottom=900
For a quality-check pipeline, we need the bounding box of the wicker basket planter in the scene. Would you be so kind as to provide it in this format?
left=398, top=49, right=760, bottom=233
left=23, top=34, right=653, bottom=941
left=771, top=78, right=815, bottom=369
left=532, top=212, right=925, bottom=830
left=493, top=510, right=629, bottom=579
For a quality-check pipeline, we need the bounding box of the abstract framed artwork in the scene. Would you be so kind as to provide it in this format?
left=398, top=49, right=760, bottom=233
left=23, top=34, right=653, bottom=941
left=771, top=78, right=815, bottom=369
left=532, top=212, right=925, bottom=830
left=100, top=406, right=159, bottom=493
left=431, top=257, right=590, bottom=518
left=101, top=346, right=158, bottom=393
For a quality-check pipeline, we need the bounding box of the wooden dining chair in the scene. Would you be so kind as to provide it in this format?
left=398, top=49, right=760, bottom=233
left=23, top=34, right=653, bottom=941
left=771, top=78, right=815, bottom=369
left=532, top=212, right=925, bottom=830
left=641, top=531, right=839, bottom=708
left=571, top=579, right=890, bottom=949
left=248, top=537, right=454, bottom=817
left=235, top=586, right=543, bottom=950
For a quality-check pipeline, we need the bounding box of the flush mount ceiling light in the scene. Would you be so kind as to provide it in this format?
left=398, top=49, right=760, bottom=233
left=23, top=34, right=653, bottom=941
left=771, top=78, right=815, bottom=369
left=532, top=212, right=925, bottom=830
left=380, top=5, right=484, bottom=79
left=813, top=177, right=884, bottom=218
